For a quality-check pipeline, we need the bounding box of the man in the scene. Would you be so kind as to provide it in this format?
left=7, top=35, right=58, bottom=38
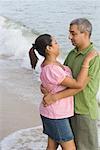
left=43, top=18, right=100, bottom=150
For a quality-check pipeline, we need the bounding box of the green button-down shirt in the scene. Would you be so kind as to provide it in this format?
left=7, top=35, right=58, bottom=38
left=64, top=43, right=100, bottom=119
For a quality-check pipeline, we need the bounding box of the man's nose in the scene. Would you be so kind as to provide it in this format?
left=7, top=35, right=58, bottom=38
left=68, top=34, right=72, bottom=40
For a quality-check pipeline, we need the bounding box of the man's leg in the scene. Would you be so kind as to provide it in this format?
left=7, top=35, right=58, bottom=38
left=70, top=114, right=98, bottom=150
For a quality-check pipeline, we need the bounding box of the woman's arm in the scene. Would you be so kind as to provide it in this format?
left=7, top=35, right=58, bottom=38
left=60, top=51, right=97, bottom=89
left=42, top=51, right=97, bottom=106
left=43, top=74, right=89, bottom=106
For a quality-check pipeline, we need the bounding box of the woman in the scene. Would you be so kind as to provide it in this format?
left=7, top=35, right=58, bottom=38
left=32, top=34, right=97, bottom=150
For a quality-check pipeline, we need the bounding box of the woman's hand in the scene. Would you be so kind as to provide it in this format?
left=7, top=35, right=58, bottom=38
left=83, top=50, right=98, bottom=66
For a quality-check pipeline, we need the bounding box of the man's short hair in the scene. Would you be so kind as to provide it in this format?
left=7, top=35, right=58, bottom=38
left=70, top=18, right=92, bottom=37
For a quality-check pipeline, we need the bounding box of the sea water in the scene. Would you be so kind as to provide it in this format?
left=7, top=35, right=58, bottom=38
left=0, top=0, right=100, bottom=99
left=0, top=0, right=100, bottom=149
left=0, top=0, right=100, bottom=68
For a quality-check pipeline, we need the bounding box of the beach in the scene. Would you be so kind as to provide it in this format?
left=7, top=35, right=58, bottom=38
left=0, top=57, right=100, bottom=150
left=0, top=56, right=42, bottom=140
left=0, top=57, right=62, bottom=149
left=0, top=86, right=41, bottom=140
left=0, top=0, right=100, bottom=149
left=0, top=57, right=43, bottom=146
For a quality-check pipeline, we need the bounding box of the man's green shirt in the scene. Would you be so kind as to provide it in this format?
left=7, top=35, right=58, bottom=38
left=64, top=43, right=100, bottom=119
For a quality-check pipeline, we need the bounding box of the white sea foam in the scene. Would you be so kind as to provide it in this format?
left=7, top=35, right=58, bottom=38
left=0, top=126, right=63, bottom=150
left=0, top=125, right=100, bottom=150
left=0, top=16, right=42, bottom=70
left=0, top=126, right=47, bottom=150
left=0, top=1, right=100, bottom=149
left=0, top=15, right=100, bottom=101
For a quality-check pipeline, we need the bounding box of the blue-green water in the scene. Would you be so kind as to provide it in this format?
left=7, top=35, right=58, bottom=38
left=0, top=0, right=100, bottom=55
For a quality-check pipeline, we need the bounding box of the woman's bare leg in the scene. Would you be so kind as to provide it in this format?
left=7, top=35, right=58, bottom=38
left=46, top=136, right=59, bottom=150
left=60, top=139, right=76, bottom=150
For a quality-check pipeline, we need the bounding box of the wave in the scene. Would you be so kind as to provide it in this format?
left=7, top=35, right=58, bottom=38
left=0, top=15, right=42, bottom=70
left=0, top=124, right=100, bottom=150
left=0, top=15, right=99, bottom=100
left=0, top=15, right=64, bottom=73
left=0, top=126, right=47, bottom=150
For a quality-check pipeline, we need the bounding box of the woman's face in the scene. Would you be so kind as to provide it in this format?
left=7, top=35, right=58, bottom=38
left=50, top=37, right=60, bottom=56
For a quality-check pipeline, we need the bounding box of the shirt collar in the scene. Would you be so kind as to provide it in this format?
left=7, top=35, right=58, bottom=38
left=73, top=42, right=94, bottom=55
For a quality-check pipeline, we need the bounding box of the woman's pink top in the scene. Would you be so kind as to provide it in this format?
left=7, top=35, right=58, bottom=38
left=39, top=64, right=74, bottom=119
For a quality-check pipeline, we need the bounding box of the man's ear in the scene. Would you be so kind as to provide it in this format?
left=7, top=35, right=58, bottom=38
left=84, top=31, right=89, bottom=37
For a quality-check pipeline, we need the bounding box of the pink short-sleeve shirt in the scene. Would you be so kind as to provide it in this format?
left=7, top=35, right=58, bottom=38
left=39, top=64, right=74, bottom=119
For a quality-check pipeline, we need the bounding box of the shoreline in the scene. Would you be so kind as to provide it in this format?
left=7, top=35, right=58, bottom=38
left=0, top=95, right=41, bottom=140
left=0, top=57, right=42, bottom=140
left=0, top=57, right=100, bottom=149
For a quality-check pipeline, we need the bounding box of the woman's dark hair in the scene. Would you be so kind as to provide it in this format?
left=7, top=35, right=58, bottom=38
left=33, top=34, right=52, bottom=57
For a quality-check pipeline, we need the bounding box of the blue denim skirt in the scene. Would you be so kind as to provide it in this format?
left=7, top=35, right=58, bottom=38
left=40, top=115, right=74, bottom=142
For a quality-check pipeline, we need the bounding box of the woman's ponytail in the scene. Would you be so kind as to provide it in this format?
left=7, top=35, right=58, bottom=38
left=29, top=44, right=38, bottom=69
left=32, top=43, right=37, bottom=50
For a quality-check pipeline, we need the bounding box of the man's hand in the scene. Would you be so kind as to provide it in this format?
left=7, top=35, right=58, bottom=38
left=42, top=93, right=56, bottom=107
left=40, top=84, right=56, bottom=106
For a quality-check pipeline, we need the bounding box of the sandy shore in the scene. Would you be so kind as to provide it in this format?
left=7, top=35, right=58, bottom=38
left=0, top=93, right=41, bottom=140
left=0, top=57, right=42, bottom=140
left=0, top=57, right=100, bottom=149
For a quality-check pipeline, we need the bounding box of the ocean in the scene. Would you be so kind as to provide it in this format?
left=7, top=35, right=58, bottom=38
left=0, top=0, right=100, bottom=69
left=0, top=0, right=100, bottom=149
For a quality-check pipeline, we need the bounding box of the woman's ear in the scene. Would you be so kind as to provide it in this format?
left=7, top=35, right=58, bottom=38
left=46, top=45, right=50, bottom=50
left=46, top=45, right=50, bottom=51
left=46, top=45, right=52, bottom=54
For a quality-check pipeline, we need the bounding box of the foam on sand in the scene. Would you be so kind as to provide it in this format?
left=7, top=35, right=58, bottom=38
left=0, top=125, right=100, bottom=150
left=0, top=126, right=47, bottom=150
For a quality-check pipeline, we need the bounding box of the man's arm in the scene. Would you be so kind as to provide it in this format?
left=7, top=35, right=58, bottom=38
left=43, top=51, right=99, bottom=106
left=43, top=87, right=82, bottom=106
left=43, top=79, right=89, bottom=106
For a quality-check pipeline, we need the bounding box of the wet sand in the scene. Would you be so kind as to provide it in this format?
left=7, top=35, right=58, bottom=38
left=0, top=93, right=41, bottom=140
left=0, top=57, right=100, bottom=149
left=0, top=57, right=42, bottom=140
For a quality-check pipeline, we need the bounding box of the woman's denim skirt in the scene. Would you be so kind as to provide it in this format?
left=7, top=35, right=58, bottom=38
left=40, top=115, right=74, bottom=142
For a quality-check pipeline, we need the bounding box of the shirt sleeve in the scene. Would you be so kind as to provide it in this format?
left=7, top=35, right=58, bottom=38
left=89, top=55, right=100, bottom=79
left=88, top=55, right=100, bottom=93
left=44, top=64, right=67, bottom=85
